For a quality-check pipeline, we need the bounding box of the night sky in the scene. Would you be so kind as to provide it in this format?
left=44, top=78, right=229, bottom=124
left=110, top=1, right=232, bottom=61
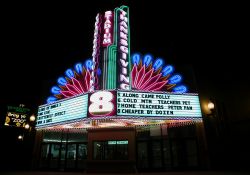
left=1, top=1, right=249, bottom=118
left=0, top=1, right=250, bottom=171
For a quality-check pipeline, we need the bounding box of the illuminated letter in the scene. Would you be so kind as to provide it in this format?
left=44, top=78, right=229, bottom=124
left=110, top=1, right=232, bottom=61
left=120, top=26, right=128, bottom=34
left=120, top=59, right=128, bottom=67
left=120, top=21, right=128, bottom=28
left=103, top=38, right=111, bottom=44
left=122, top=53, right=127, bottom=60
left=89, top=91, right=114, bottom=116
left=120, top=74, right=129, bottom=84
left=104, top=23, right=111, bottom=29
left=120, top=39, right=128, bottom=46
left=104, top=33, right=111, bottom=38
left=122, top=67, right=127, bottom=75
left=120, top=83, right=130, bottom=90
left=120, top=32, right=128, bottom=40
left=120, top=46, right=128, bottom=53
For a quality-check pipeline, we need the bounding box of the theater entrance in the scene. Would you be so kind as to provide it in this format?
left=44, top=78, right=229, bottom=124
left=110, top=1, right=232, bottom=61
left=86, top=127, right=136, bottom=173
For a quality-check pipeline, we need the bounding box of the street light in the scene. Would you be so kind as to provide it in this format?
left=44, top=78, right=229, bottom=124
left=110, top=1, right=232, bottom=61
left=29, top=115, right=36, bottom=122
left=207, top=101, right=215, bottom=111
left=206, top=98, right=221, bottom=137
left=18, top=135, right=23, bottom=140
left=24, top=124, right=30, bottom=130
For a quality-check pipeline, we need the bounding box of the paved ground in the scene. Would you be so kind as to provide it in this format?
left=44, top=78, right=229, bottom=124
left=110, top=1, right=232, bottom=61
left=0, top=171, right=249, bottom=175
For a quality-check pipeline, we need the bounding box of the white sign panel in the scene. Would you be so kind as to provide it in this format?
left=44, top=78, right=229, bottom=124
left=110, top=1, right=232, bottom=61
left=36, top=94, right=88, bottom=127
left=117, top=91, right=202, bottom=118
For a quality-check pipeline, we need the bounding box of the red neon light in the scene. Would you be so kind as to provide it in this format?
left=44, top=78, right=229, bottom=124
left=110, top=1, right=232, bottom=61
left=60, top=70, right=91, bottom=98
left=131, top=64, right=168, bottom=91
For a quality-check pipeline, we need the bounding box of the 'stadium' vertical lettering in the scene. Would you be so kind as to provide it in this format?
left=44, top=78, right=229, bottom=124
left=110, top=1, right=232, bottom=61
left=103, top=11, right=113, bottom=46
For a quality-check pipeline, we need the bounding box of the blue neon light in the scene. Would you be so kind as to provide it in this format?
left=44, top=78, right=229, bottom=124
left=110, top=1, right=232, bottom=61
left=173, top=85, right=187, bottom=93
left=57, top=77, right=67, bottom=86
left=51, top=86, right=61, bottom=94
left=132, top=53, right=140, bottom=65
left=143, top=54, right=153, bottom=67
left=75, top=63, right=83, bottom=74
left=153, top=58, right=163, bottom=70
left=65, top=69, right=74, bottom=78
left=162, top=65, right=174, bottom=76
left=97, top=68, right=101, bottom=75
left=47, top=96, right=57, bottom=103
left=169, top=74, right=182, bottom=84
left=85, top=60, right=93, bottom=70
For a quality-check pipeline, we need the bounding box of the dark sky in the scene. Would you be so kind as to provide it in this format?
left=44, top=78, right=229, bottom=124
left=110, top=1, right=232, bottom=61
left=1, top=1, right=249, bottom=116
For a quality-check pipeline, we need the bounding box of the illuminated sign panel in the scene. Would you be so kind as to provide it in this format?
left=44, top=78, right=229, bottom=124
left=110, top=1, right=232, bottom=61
left=118, top=7, right=130, bottom=90
left=88, top=91, right=116, bottom=118
left=5, top=105, right=30, bottom=127
left=41, top=5, right=203, bottom=129
left=90, top=13, right=102, bottom=91
left=37, top=90, right=202, bottom=128
left=102, top=11, right=113, bottom=47
left=117, top=91, right=202, bottom=118
left=36, top=94, right=88, bottom=127
left=108, top=140, right=128, bottom=145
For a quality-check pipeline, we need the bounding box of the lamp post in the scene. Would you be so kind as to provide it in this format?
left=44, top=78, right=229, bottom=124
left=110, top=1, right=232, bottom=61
left=19, top=115, right=36, bottom=141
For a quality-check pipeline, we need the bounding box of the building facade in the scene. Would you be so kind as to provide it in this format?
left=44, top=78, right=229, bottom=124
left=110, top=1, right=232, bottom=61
left=32, top=5, right=208, bottom=172
left=33, top=123, right=208, bottom=172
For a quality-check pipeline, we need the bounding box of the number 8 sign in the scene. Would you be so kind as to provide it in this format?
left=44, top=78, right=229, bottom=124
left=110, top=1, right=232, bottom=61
left=88, top=91, right=116, bottom=117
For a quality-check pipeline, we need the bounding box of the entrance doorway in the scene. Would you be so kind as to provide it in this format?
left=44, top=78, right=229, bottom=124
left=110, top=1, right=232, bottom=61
left=137, top=138, right=198, bottom=171
left=39, top=142, right=87, bottom=170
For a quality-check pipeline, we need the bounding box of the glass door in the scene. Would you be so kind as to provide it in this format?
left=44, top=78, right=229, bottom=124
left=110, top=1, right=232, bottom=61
left=49, top=143, right=60, bottom=169
left=163, top=140, right=172, bottom=170
left=66, top=144, right=77, bottom=169
left=59, top=143, right=66, bottom=170
left=171, top=139, right=198, bottom=169
left=77, top=143, right=87, bottom=169
left=39, top=143, right=50, bottom=168
left=137, top=142, right=149, bottom=169
left=151, top=141, right=162, bottom=168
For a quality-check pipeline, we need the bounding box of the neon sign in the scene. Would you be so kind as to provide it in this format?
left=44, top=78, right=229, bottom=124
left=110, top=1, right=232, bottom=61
left=5, top=105, right=30, bottom=127
left=47, top=53, right=188, bottom=103
left=88, top=91, right=116, bottom=118
left=102, top=11, right=113, bottom=47
left=37, top=94, right=88, bottom=128
left=47, top=60, right=93, bottom=103
left=40, top=5, right=201, bottom=130
left=131, top=53, right=187, bottom=93
left=90, top=14, right=102, bottom=91
left=117, top=91, right=201, bottom=118
left=40, top=89, right=202, bottom=128
left=118, top=8, right=130, bottom=90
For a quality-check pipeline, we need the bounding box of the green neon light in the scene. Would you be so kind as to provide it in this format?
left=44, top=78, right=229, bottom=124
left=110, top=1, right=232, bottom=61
left=121, top=6, right=131, bottom=90
left=106, top=6, right=131, bottom=90
left=107, top=45, right=116, bottom=89
left=106, top=8, right=119, bottom=89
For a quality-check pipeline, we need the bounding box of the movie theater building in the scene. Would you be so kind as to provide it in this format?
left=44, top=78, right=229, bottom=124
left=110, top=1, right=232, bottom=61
left=32, top=5, right=208, bottom=172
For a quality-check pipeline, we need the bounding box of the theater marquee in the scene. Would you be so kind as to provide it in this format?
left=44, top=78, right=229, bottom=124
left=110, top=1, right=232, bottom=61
left=39, top=5, right=203, bottom=129
left=36, top=94, right=88, bottom=127
left=37, top=90, right=202, bottom=128
left=117, top=91, right=201, bottom=118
